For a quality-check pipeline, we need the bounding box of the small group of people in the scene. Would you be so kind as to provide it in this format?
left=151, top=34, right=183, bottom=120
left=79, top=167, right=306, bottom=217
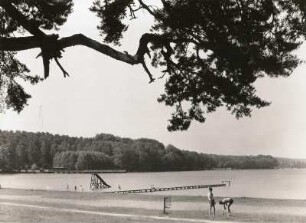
left=66, top=184, right=84, bottom=192
left=207, top=187, right=234, bottom=218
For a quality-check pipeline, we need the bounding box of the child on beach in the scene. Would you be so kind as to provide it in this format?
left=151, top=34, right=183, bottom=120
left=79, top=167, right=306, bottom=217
left=219, top=198, right=234, bottom=213
left=207, top=187, right=215, bottom=218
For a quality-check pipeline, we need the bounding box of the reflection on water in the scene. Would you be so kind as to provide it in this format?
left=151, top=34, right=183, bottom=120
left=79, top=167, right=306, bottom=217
left=0, top=169, right=305, bottom=199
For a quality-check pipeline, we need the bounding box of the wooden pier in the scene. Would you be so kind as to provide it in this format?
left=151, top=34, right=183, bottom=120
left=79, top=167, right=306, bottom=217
left=109, top=183, right=226, bottom=194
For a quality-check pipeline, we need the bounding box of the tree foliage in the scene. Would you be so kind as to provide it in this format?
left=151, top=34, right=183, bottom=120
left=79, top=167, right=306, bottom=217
left=0, top=0, right=305, bottom=130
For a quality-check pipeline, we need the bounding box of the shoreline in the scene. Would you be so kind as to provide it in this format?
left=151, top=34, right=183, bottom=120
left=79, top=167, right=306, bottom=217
left=0, top=169, right=127, bottom=174
left=1, top=167, right=305, bottom=174
left=1, top=186, right=306, bottom=201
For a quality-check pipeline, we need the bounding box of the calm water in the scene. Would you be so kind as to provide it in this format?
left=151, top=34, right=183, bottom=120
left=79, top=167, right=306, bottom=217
left=0, top=169, right=305, bottom=199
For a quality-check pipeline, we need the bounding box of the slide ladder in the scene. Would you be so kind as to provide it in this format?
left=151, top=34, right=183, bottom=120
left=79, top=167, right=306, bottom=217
left=90, top=173, right=111, bottom=190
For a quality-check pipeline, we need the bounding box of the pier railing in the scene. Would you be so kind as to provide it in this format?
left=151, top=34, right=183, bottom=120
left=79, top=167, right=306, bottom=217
left=109, top=183, right=226, bottom=194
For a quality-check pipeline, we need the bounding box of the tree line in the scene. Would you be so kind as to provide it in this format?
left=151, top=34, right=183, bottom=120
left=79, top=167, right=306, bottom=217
left=0, top=130, right=304, bottom=172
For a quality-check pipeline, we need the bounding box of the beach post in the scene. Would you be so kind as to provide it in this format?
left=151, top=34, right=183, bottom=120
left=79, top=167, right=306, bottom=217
left=163, top=197, right=172, bottom=214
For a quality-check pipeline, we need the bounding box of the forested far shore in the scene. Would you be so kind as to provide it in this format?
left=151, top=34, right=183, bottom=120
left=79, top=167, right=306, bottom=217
left=0, top=130, right=305, bottom=172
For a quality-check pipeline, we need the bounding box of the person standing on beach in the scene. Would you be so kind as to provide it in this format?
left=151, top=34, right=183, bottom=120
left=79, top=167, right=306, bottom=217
left=207, top=187, right=215, bottom=218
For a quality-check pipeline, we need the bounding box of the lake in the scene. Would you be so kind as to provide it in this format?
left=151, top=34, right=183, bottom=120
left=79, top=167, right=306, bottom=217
left=0, top=169, right=305, bottom=200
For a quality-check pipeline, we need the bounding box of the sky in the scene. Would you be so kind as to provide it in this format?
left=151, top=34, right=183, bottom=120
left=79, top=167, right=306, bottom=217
left=0, top=1, right=306, bottom=159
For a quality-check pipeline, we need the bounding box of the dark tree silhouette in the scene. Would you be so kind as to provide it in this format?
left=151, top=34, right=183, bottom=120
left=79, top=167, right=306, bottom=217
left=0, top=0, right=305, bottom=130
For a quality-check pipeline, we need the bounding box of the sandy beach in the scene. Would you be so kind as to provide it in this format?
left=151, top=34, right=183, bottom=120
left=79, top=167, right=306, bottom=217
left=0, top=188, right=305, bottom=223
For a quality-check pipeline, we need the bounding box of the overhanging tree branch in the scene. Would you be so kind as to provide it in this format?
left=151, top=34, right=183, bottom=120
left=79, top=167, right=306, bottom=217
left=0, top=33, right=181, bottom=82
left=0, top=1, right=192, bottom=82
left=0, top=1, right=46, bottom=37
left=0, top=34, right=158, bottom=64
left=0, top=1, right=61, bottom=78
left=0, top=0, right=177, bottom=81
left=138, top=0, right=160, bottom=19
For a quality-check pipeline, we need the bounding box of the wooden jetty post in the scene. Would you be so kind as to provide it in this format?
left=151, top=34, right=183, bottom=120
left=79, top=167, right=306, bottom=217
left=163, top=197, right=172, bottom=214
left=90, top=173, right=111, bottom=190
